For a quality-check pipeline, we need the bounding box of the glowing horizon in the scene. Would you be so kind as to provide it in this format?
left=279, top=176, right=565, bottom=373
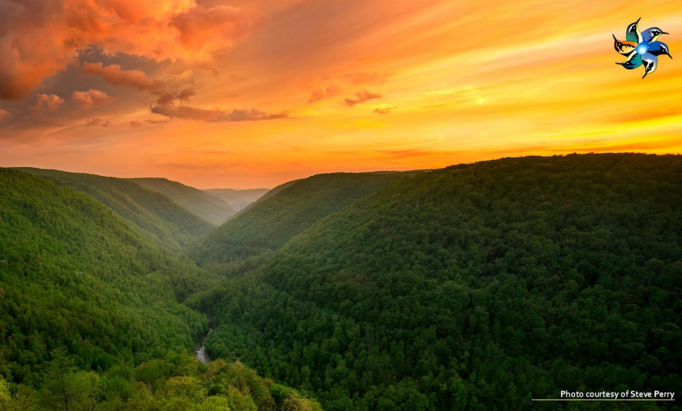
left=0, top=0, right=680, bottom=189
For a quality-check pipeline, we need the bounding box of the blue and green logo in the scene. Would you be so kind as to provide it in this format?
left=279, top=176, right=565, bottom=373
left=613, top=18, right=671, bottom=78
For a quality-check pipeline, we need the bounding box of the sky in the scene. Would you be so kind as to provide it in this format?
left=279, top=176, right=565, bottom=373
left=0, top=0, right=681, bottom=189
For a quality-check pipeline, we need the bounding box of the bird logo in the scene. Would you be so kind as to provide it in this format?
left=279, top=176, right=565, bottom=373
left=613, top=18, right=671, bottom=78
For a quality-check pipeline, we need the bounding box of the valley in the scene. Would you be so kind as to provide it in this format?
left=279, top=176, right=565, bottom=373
left=1, top=154, right=680, bottom=410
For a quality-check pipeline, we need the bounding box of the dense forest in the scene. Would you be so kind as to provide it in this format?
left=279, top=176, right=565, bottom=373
left=189, top=173, right=410, bottom=277
left=0, top=350, right=322, bottom=411
left=130, top=178, right=236, bottom=225
left=190, top=154, right=682, bottom=410
left=4, top=154, right=681, bottom=410
left=21, top=168, right=214, bottom=249
left=0, top=169, right=317, bottom=411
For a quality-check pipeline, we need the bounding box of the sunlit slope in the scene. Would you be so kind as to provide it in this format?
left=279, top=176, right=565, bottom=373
left=195, top=154, right=682, bottom=410
left=131, top=177, right=236, bottom=225
left=0, top=169, right=218, bottom=384
left=189, top=172, right=408, bottom=275
left=21, top=168, right=213, bottom=249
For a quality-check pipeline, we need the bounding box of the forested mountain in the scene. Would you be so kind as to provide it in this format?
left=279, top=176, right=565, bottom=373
left=20, top=168, right=213, bottom=249
left=189, top=173, right=409, bottom=276
left=204, top=188, right=270, bottom=212
left=131, top=178, right=236, bottom=225
left=191, top=154, right=682, bottom=410
left=0, top=169, right=321, bottom=411
left=0, top=169, right=211, bottom=382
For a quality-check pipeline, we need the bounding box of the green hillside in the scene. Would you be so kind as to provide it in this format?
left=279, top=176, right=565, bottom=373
left=132, top=178, right=236, bottom=225
left=189, top=173, right=408, bottom=276
left=0, top=168, right=321, bottom=411
left=0, top=169, right=212, bottom=383
left=204, top=188, right=269, bottom=211
left=20, top=168, right=213, bottom=249
left=192, top=154, right=682, bottom=410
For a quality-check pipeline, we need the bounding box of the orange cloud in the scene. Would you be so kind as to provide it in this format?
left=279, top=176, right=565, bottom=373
left=0, top=108, right=10, bottom=121
left=308, top=85, right=343, bottom=104
left=71, top=89, right=116, bottom=110
left=82, top=62, right=164, bottom=93
left=84, top=117, right=110, bottom=128
left=29, top=94, right=64, bottom=114
left=170, top=5, right=258, bottom=54
left=343, top=89, right=382, bottom=107
left=373, top=106, right=395, bottom=115
left=0, top=0, right=259, bottom=101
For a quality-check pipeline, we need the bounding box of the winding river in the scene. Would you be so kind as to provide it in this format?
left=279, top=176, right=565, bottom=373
left=195, top=329, right=213, bottom=365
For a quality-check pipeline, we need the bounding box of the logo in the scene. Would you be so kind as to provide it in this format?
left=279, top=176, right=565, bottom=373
left=613, top=18, right=672, bottom=78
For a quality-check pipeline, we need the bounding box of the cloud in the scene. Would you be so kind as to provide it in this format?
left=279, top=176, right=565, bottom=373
left=308, top=84, right=342, bottom=103
left=0, top=108, right=11, bottom=122
left=84, top=117, right=110, bottom=128
left=155, top=87, right=196, bottom=105
left=170, top=5, right=258, bottom=55
left=82, top=62, right=164, bottom=93
left=373, top=105, right=395, bottom=114
left=343, top=72, right=393, bottom=86
left=71, top=89, right=116, bottom=110
left=151, top=104, right=289, bottom=122
left=130, top=118, right=169, bottom=127
left=0, top=1, right=259, bottom=101
left=343, top=89, right=382, bottom=107
left=29, top=94, right=64, bottom=114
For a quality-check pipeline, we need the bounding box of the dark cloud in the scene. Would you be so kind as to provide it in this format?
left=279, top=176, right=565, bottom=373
left=151, top=104, right=289, bottom=122
left=155, top=87, right=196, bottom=106
left=343, top=89, right=382, bottom=107
left=0, top=108, right=11, bottom=122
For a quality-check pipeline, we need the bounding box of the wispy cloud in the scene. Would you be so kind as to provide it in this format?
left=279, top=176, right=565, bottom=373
left=151, top=105, right=289, bottom=122
left=343, top=89, right=382, bottom=107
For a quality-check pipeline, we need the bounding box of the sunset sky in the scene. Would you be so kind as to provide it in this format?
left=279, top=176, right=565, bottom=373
left=0, top=0, right=681, bottom=189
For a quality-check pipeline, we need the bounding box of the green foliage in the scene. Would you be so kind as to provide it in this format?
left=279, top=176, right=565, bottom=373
left=1, top=353, right=321, bottom=411
left=0, top=169, right=218, bottom=385
left=20, top=168, right=213, bottom=249
left=194, top=154, right=682, bottom=410
left=190, top=173, right=408, bottom=276
left=131, top=178, right=236, bottom=226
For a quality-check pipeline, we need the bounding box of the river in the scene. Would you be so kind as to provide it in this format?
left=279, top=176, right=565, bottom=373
left=195, top=329, right=213, bottom=365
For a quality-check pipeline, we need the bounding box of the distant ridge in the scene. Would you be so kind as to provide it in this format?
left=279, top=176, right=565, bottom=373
left=189, top=172, right=411, bottom=276
left=20, top=168, right=213, bottom=249
left=203, top=188, right=269, bottom=211
left=131, top=177, right=236, bottom=225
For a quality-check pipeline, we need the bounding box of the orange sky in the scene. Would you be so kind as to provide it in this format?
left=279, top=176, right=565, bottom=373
left=0, top=0, right=681, bottom=189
